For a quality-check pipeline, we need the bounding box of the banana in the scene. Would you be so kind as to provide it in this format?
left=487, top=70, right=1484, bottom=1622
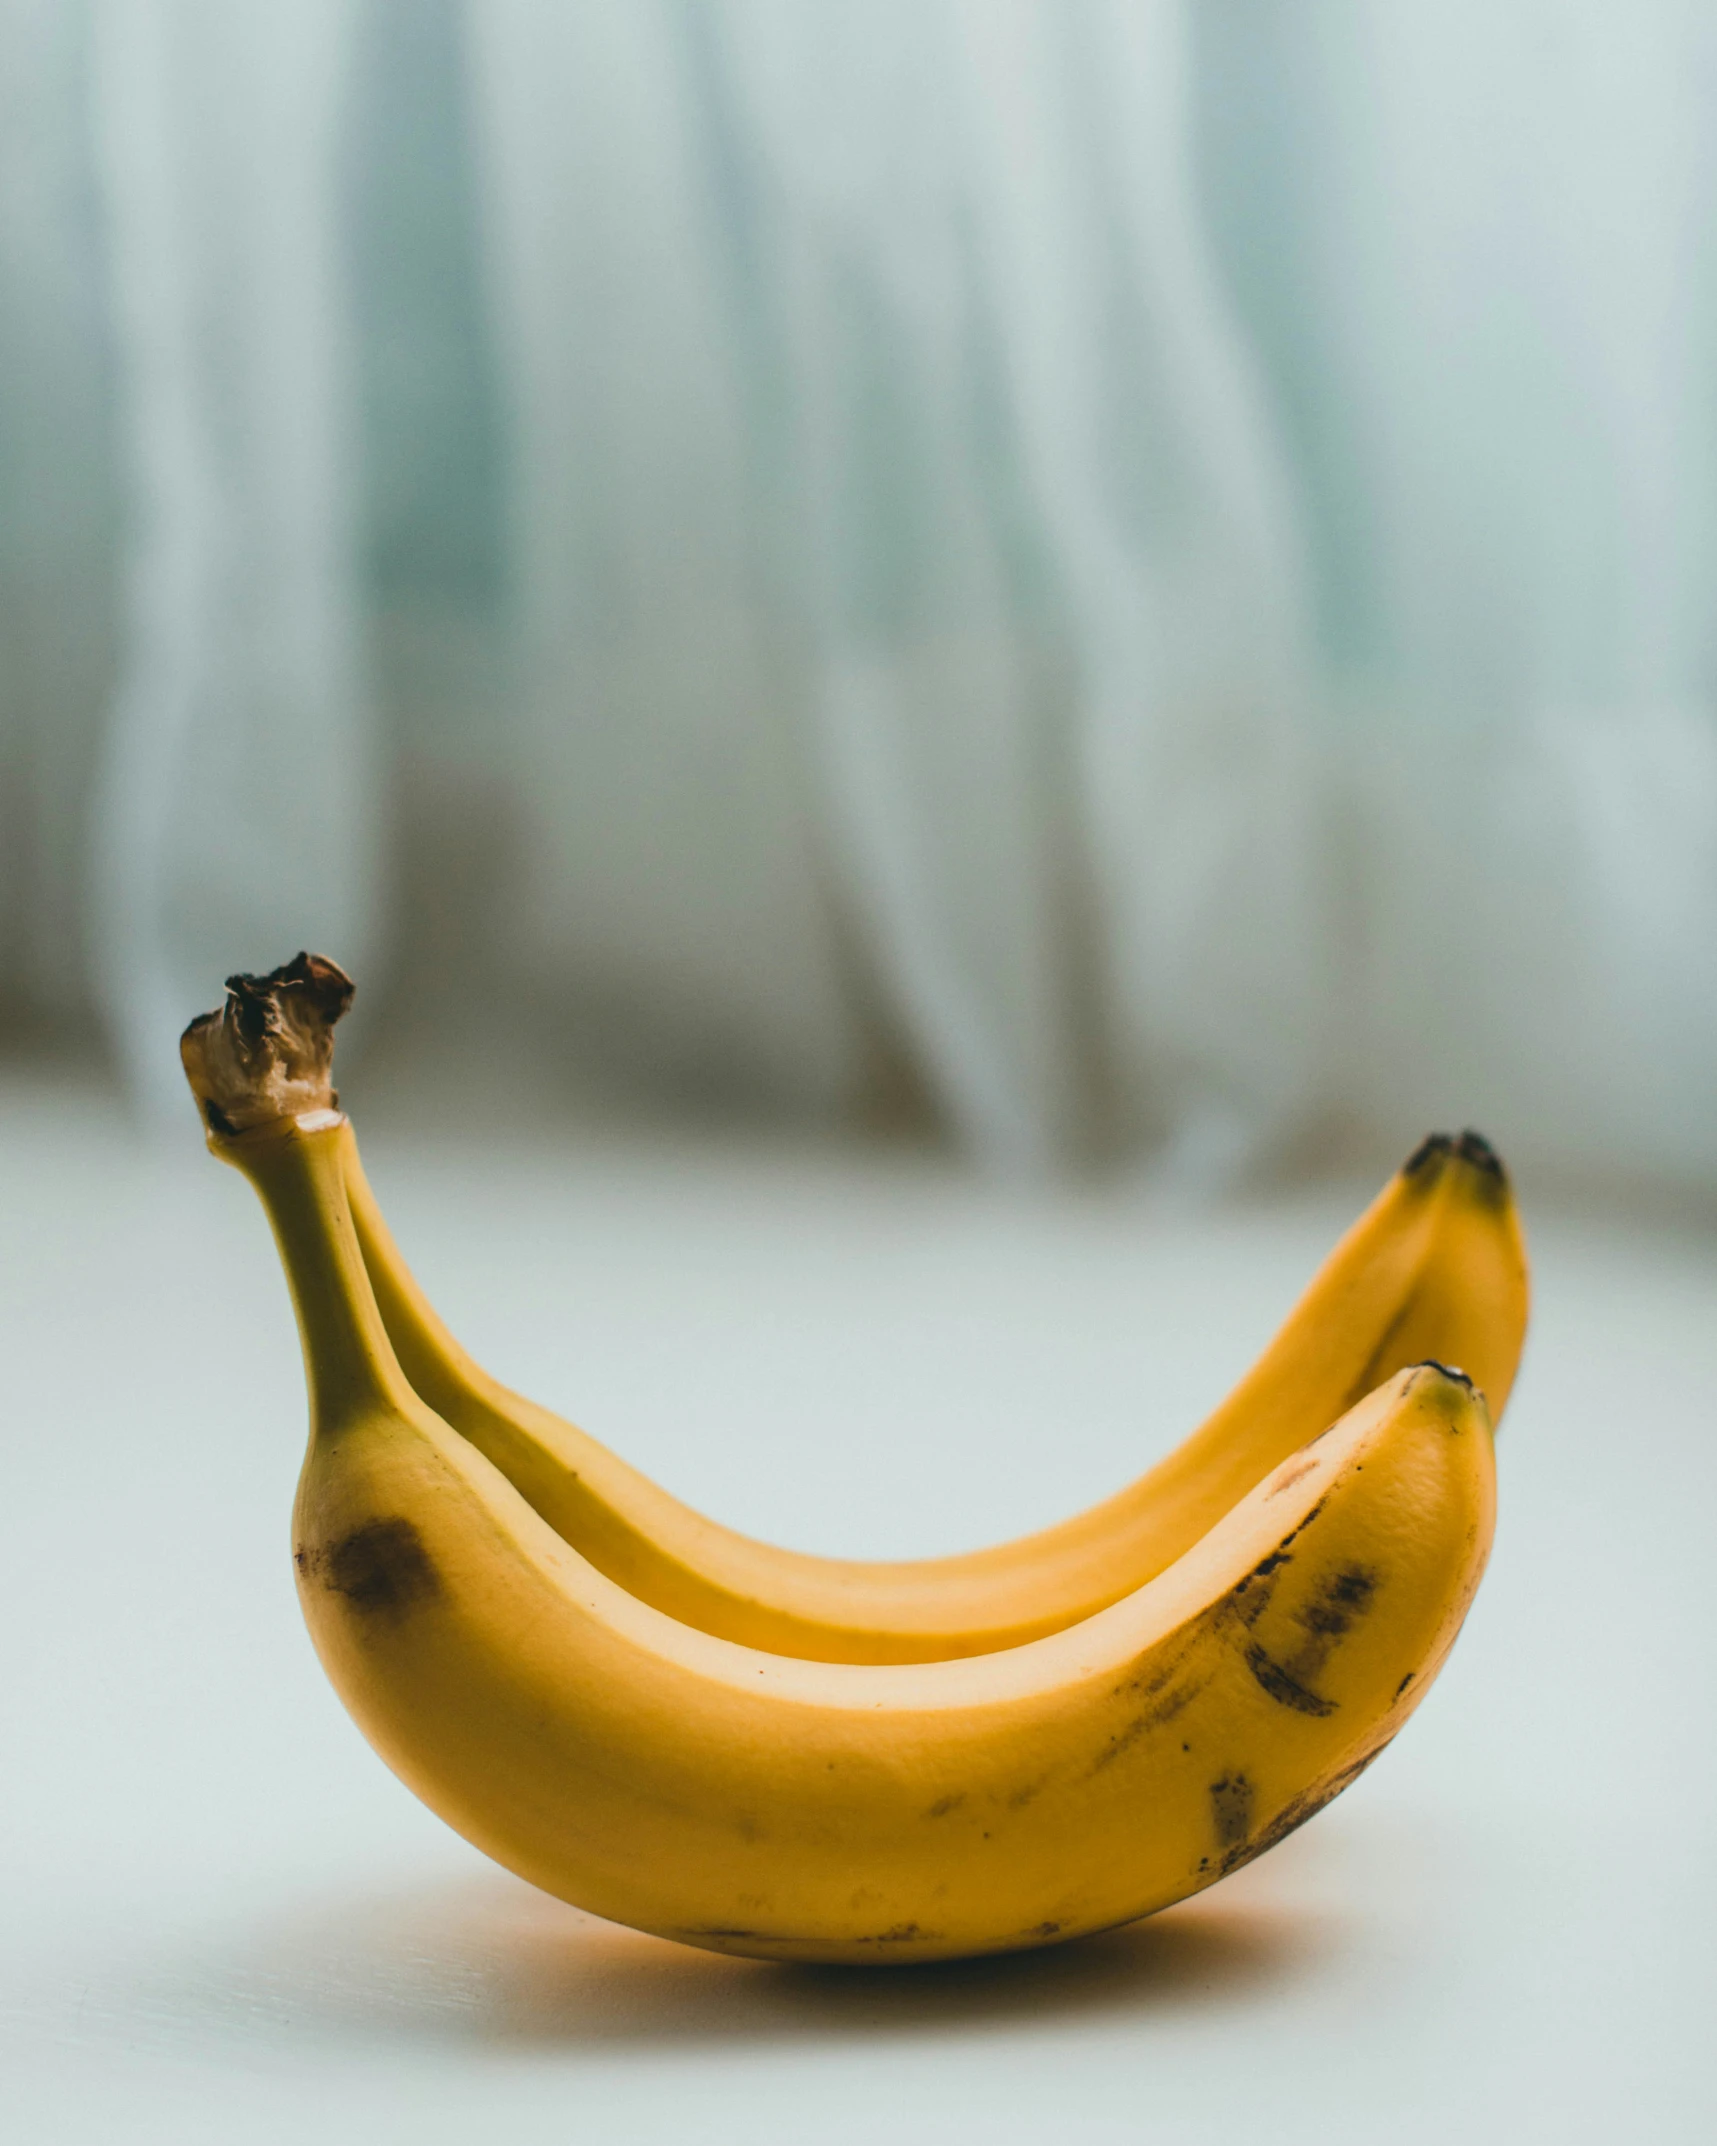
left=208, top=1107, right=1496, bottom=1965
left=182, top=955, right=1528, bottom=1664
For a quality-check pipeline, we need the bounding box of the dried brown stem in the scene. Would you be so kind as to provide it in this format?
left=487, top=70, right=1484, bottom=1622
left=180, top=952, right=355, bottom=1135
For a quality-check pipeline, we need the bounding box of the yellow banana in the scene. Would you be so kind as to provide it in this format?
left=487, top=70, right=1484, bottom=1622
left=183, top=954, right=1528, bottom=1664
left=210, top=1107, right=1495, bottom=1965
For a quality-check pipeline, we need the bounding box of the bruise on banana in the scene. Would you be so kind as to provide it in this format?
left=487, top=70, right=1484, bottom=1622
left=1216, top=1478, right=1385, bottom=1719
left=295, top=1517, right=442, bottom=1616
left=1209, top=1771, right=1254, bottom=1854
left=1077, top=1512, right=1353, bottom=1787
left=913, top=1626, right=1217, bottom=1822
left=1201, top=1744, right=1389, bottom=1880
left=1236, top=1561, right=1381, bottom=1719
left=1083, top=1624, right=1220, bottom=1779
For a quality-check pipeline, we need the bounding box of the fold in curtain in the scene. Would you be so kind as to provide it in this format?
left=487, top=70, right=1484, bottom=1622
left=87, top=0, right=376, bottom=1121
left=6, top=0, right=1715, bottom=1183
left=1195, top=0, right=1717, bottom=1186
left=0, top=0, right=117, bottom=1030
left=468, top=0, right=1318, bottom=1171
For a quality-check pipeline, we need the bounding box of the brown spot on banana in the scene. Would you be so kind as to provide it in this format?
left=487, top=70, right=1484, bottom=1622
left=1242, top=1642, right=1338, bottom=1716
left=1209, top=1772, right=1254, bottom=1853
left=298, top=1518, right=441, bottom=1616
left=1113, top=1625, right=1207, bottom=1699
left=1218, top=1744, right=1390, bottom=1875
left=1299, top=1563, right=1378, bottom=1636
left=1266, top=1456, right=1321, bottom=1500
left=1240, top=1560, right=1381, bottom=1713
left=1089, top=1668, right=1215, bottom=1775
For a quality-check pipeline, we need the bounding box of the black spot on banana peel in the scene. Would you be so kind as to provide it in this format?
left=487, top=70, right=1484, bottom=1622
left=1090, top=1629, right=1221, bottom=1774
left=1239, top=1561, right=1380, bottom=1716
left=1242, top=1643, right=1338, bottom=1716
left=297, top=1518, right=441, bottom=1616
left=1217, top=1746, right=1389, bottom=1877
left=1299, top=1565, right=1379, bottom=1638
left=1228, top=1500, right=1328, bottom=1619
left=1209, top=1772, right=1254, bottom=1851
left=1088, top=1669, right=1213, bottom=1775
left=1112, top=1630, right=1207, bottom=1702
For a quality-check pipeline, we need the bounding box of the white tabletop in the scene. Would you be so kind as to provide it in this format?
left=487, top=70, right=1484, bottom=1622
left=1, top=1078, right=1709, bottom=2144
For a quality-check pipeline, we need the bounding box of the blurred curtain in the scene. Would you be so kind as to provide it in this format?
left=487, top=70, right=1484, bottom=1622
left=88, top=0, right=378, bottom=1122
left=2, top=1, right=1715, bottom=1187
left=465, top=0, right=1317, bottom=1168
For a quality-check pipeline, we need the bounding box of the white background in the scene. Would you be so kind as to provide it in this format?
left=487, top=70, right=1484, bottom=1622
left=2, top=1077, right=1710, bottom=2143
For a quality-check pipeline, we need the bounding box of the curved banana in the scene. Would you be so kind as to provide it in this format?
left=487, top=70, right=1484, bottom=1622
left=183, top=954, right=1528, bottom=1664
left=218, top=1110, right=1495, bottom=1965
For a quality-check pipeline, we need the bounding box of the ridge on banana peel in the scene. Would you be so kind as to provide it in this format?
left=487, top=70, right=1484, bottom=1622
left=344, top=1124, right=1521, bottom=1665
left=183, top=953, right=1529, bottom=1667
left=195, top=1104, right=1498, bottom=1966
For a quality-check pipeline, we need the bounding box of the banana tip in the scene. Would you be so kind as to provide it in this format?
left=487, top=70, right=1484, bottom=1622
left=1400, top=1128, right=1510, bottom=1196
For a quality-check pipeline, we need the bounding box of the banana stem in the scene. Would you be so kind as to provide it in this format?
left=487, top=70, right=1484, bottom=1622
left=178, top=953, right=409, bottom=1437
left=221, top=1118, right=419, bottom=1437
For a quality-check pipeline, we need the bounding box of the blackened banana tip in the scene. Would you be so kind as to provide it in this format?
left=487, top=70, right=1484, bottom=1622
left=1454, top=1128, right=1506, bottom=1180
left=1402, top=1132, right=1454, bottom=1178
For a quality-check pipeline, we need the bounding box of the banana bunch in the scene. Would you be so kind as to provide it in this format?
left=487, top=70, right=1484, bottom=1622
left=183, top=954, right=1527, bottom=1965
